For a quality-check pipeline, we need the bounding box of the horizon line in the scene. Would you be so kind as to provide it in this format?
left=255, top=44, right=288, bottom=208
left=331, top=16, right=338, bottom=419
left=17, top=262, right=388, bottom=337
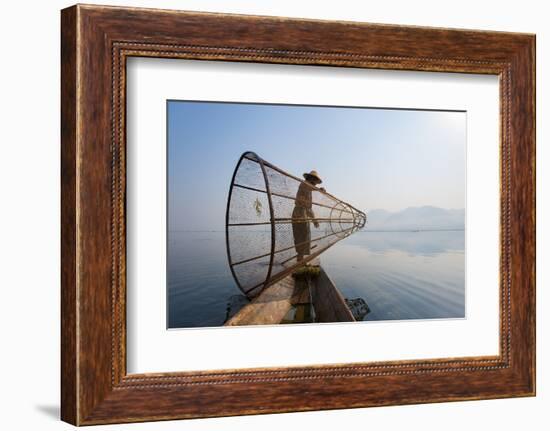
left=169, top=228, right=466, bottom=233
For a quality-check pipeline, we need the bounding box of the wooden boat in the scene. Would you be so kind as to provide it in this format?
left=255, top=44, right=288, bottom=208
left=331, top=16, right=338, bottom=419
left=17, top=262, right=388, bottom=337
left=225, top=259, right=355, bottom=326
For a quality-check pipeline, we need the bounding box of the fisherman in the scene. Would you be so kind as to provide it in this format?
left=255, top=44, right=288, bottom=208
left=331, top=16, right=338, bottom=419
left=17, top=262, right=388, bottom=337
left=292, top=170, right=324, bottom=262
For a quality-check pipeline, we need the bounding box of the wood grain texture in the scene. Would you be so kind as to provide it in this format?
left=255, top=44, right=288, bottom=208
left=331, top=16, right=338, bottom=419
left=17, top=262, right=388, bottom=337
left=60, top=4, right=535, bottom=425
left=60, top=5, right=78, bottom=425
left=313, top=268, right=356, bottom=322
left=224, top=274, right=299, bottom=326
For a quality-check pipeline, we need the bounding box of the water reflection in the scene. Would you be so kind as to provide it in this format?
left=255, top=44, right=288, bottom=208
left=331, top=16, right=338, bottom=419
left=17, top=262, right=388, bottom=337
left=168, top=230, right=465, bottom=328
left=347, top=229, right=465, bottom=255
left=168, top=231, right=238, bottom=328
left=321, top=230, right=465, bottom=321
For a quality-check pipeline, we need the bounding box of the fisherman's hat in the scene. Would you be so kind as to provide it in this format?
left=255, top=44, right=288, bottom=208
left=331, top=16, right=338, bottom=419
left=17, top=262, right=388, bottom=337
left=303, top=170, right=322, bottom=184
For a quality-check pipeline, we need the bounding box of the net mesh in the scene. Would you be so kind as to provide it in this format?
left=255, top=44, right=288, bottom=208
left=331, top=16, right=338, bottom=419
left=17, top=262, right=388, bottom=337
left=226, top=151, right=366, bottom=297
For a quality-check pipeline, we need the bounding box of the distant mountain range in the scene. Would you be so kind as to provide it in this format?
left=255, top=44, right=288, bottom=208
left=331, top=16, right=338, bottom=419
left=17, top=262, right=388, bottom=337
left=365, top=206, right=465, bottom=231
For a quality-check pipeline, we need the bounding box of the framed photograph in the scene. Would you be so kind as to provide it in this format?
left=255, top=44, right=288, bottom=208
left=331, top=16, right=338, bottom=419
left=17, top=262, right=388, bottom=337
left=61, top=4, right=535, bottom=425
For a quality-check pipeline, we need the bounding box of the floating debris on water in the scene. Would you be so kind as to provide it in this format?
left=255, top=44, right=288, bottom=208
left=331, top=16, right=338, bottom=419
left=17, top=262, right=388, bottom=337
left=345, top=297, right=371, bottom=321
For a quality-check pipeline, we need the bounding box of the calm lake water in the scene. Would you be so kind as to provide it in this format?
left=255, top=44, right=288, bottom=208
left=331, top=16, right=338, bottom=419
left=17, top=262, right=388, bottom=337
left=168, top=230, right=465, bottom=328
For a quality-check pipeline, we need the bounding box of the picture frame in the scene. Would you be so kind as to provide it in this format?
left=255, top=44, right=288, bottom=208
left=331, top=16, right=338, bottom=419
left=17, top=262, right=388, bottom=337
left=61, top=4, right=535, bottom=425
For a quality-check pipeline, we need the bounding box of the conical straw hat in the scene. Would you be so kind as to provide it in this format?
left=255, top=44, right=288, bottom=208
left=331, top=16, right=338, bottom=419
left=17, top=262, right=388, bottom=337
left=303, top=170, right=322, bottom=184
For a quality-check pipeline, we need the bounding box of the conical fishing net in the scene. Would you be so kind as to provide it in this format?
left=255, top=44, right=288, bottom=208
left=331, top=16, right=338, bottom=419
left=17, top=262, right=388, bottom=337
left=226, top=151, right=366, bottom=298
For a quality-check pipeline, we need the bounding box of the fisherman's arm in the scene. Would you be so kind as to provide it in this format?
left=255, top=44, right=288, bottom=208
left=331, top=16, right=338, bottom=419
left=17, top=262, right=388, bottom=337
left=307, top=193, right=319, bottom=228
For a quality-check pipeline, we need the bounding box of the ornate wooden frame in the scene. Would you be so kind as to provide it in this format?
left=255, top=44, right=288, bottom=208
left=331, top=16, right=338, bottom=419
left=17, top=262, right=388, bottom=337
left=61, top=4, right=535, bottom=425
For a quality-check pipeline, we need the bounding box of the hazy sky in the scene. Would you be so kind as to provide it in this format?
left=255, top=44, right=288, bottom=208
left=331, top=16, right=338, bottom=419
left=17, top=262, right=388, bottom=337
left=168, top=101, right=466, bottom=231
